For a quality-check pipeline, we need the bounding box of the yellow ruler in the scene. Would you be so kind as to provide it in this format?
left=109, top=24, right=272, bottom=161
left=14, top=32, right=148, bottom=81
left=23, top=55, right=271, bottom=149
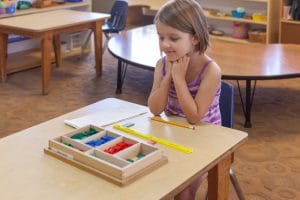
left=113, top=124, right=193, bottom=154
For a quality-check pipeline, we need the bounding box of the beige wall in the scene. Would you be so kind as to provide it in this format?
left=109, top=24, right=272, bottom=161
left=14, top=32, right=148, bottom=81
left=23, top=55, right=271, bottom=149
left=92, top=0, right=115, bottom=13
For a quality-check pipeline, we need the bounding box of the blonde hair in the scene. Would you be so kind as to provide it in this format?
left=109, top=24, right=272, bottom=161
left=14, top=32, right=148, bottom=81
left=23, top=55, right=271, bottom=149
left=154, top=0, right=209, bottom=54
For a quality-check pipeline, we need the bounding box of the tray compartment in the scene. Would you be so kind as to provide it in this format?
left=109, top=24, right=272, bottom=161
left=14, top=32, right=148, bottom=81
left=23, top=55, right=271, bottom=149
left=116, top=143, right=164, bottom=178
left=65, top=125, right=104, bottom=141
left=51, top=136, right=91, bottom=152
left=79, top=149, right=130, bottom=178
left=97, top=136, right=137, bottom=154
left=48, top=136, right=92, bottom=163
left=83, top=130, right=120, bottom=147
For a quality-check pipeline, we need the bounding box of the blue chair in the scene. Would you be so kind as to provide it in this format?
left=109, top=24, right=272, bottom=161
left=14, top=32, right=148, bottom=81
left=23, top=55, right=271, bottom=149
left=102, top=0, right=128, bottom=37
left=220, top=81, right=245, bottom=200
left=81, top=0, right=128, bottom=56
left=220, top=81, right=235, bottom=128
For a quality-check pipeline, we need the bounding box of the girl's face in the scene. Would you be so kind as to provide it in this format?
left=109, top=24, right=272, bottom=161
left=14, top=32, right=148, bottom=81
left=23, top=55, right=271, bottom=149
left=156, top=20, right=198, bottom=62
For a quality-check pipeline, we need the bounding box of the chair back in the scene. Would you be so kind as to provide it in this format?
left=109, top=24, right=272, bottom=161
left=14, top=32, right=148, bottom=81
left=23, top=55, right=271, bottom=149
left=220, top=81, right=234, bottom=128
left=106, top=0, right=128, bottom=31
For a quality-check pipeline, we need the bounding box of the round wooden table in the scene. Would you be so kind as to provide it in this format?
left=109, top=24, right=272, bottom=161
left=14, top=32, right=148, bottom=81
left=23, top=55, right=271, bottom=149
left=108, top=25, right=300, bottom=128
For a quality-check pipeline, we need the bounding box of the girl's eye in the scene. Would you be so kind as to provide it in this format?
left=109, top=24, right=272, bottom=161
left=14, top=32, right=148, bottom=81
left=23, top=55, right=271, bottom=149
left=170, top=37, right=179, bottom=42
left=159, top=36, right=164, bottom=41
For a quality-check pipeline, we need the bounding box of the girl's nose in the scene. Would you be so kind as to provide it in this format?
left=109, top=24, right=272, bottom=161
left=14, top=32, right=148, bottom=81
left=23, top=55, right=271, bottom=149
left=161, top=40, right=170, bottom=48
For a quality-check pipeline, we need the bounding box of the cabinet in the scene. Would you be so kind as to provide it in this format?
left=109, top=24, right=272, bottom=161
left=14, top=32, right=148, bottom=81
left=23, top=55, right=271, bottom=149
left=279, top=0, right=300, bottom=44
left=129, top=0, right=280, bottom=43
left=0, top=1, right=91, bottom=74
left=198, top=0, right=280, bottom=43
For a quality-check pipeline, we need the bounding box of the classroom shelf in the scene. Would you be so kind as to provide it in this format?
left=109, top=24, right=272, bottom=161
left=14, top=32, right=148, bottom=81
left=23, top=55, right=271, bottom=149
left=0, top=2, right=90, bottom=19
left=279, top=0, right=300, bottom=44
left=204, top=10, right=267, bottom=25
left=7, top=48, right=83, bottom=74
left=244, top=0, right=268, bottom=2
left=280, top=19, right=300, bottom=25
left=199, top=0, right=280, bottom=44
left=209, top=34, right=250, bottom=44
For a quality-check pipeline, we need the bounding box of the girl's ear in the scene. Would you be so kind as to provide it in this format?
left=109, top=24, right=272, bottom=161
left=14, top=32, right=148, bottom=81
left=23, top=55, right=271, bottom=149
left=191, top=35, right=199, bottom=46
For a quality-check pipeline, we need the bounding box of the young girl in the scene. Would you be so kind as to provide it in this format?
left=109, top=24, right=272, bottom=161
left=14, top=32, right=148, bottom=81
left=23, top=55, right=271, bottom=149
left=148, top=0, right=222, bottom=199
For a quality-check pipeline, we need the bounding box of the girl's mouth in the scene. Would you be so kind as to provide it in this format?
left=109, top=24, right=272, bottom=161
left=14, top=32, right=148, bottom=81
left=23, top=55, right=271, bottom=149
left=165, top=51, right=176, bottom=55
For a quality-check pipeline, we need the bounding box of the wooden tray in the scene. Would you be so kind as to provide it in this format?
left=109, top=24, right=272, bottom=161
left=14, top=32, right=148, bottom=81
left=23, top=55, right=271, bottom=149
left=44, top=125, right=167, bottom=186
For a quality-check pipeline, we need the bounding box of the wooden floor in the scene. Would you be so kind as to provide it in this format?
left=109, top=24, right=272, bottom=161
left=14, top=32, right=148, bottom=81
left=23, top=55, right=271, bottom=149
left=0, top=49, right=300, bottom=200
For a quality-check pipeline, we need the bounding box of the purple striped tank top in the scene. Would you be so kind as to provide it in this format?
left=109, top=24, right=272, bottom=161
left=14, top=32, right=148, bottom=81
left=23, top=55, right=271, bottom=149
left=162, top=58, right=221, bottom=125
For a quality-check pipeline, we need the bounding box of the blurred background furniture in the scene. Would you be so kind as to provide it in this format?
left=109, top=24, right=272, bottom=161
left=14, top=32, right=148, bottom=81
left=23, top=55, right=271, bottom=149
left=126, top=5, right=151, bottom=29
left=0, top=10, right=109, bottom=94
left=81, top=0, right=128, bottom=57
left=1, top=0, right=92, bottom=75
left=279, top=0, right=300, bottom=44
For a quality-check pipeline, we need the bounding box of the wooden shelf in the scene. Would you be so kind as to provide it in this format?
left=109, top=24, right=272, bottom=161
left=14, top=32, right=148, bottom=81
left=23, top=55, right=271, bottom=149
left=279, top=0, right=300, bottom=44
left=129, top=0, right=279, bottom=43
left=7, top=47, right=82, bottom=74
left=210, top=34, right=250, bottom=44
left=199, top=0, right=280, bottom=44
left=0, top=2, right=90, bottom=19
left=243, top=0, right=268, bottom=2
left=281, top=19, right=300, bottom=25
left=204, top=11, right=267, bottom=25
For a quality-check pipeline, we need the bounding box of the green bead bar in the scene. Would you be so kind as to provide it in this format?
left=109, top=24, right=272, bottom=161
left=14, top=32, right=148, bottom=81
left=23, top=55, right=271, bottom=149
left=71, top=128, right=99, bottom=140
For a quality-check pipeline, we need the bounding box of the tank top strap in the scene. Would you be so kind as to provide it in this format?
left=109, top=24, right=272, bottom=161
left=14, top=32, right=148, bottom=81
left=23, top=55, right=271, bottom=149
left=195, top=60, right=213, bottom=82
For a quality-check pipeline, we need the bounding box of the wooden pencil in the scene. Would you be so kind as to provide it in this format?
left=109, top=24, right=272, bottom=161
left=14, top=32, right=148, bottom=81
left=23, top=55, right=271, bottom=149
left=150, top=116, right=195, bottom=130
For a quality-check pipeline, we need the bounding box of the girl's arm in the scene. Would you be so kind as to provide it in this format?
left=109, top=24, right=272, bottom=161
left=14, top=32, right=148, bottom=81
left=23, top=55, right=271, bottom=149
left=148, top=59, right=172, bottom=115
left=173, top=59, right=221, bottom=124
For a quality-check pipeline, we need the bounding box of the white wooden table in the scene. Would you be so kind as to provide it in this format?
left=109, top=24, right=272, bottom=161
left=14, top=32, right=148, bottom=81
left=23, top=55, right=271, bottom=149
left=0, top=10, right=109, bottom=94
left=0, top=98, right=247, bottom=199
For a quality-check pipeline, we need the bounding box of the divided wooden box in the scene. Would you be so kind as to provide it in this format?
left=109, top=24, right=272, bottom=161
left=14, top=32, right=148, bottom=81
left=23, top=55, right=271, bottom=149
left=44, top=125, right=167, bottom=186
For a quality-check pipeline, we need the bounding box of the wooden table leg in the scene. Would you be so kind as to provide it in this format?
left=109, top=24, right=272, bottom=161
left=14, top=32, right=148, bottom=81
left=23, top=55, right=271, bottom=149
left=93, top=20, right=102, bottom=76
left=53, top=34, right=61, bottom=67
left=0, top=33, right=8, bottom=82
left=208, top=154, right=231, bottom=200
left=41, top=32, right=53, bottom=95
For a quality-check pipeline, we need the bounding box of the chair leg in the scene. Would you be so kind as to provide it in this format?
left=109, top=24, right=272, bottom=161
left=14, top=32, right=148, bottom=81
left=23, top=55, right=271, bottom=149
left=80, top=31, right=113, bottom=58
left=80, top=29, right=93, bottom=58
left=102, top=33, right=114, bottom=55
left=102, top=37, right=109, bottom=55
left=230, top=168, right=245, bottom=200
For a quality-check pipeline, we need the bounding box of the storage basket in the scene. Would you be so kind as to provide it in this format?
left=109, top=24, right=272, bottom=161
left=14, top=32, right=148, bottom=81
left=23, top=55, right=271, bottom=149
left=248, top=30, right=266, bottom=43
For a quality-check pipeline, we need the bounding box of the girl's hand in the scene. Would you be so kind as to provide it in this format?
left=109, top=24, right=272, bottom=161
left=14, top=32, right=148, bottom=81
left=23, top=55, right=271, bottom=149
left=171, top=56, right=190, bottom=82
left=165, top=58, right=173, bottom=79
